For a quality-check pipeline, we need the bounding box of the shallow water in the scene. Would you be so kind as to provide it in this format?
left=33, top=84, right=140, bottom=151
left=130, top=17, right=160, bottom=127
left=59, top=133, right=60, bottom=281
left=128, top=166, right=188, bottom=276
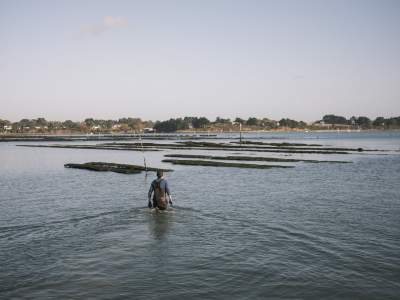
left=1, top=132, right=400, bottom=299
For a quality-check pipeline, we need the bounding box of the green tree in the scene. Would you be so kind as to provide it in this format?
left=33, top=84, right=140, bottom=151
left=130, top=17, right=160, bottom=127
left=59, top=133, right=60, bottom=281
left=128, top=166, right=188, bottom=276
left=385, top=117, right=400, bottom=129
left=84, top=118, right=96, bottom=127
left=234, top=117, right=245, bottom=124
left=0, top=119, right=10, bottom=127
left=153, top=118, right=190, bottom=132
left=279, top=118, right=300, bottom=128
left=128, top=118, right=142, bottom=130
left=246, top=117, right=258, bottom=126
left=195, top=117, right=210, bottom=128
left=355, top=116, right=371, bottom=129
left=322, top=114, right=348, bottom=124
left=215, top=117, right=231, bottom=124
left=19, top=119, right=33, bottom=128
left=261, top=118, right=278, bottom=129
left=298, top=121, right=307, bottom=129
left=186, top=116, right=210, bottom=128
left=0, top=119, right=11, bottom=132
left=104, top=119, right=116, bottom=129
left=372, top=117, right=385, bottom=127
left=48, top=121, right=62, bottom=131
left=36, top=118, right=48, bottom=127
left=63, top=120, right=80, bottom=129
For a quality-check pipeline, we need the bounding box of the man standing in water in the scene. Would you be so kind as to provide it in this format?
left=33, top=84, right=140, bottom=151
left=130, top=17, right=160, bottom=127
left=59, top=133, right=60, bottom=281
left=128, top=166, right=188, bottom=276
left=148, top=170, right=173, bottom=210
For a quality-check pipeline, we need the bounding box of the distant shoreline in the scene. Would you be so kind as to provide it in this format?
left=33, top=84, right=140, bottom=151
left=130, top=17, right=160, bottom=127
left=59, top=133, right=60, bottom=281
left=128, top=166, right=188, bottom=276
left=0, top=129, right=398, bottom=142
left=178, top=129, right=400, bottom=133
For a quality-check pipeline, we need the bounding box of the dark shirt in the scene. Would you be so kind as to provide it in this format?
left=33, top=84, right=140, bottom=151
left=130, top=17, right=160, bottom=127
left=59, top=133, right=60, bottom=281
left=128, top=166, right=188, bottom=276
left=148, top=178, right=170, bottom=199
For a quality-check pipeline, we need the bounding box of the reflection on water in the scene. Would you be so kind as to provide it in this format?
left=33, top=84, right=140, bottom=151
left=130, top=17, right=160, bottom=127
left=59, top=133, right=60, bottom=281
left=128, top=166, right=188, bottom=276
left=148, top=209, right=175, bottom=240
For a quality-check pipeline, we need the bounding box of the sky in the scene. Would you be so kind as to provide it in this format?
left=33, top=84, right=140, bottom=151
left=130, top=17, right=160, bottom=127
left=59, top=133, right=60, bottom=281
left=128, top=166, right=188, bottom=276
left=1, top=0, right=399, bottom=122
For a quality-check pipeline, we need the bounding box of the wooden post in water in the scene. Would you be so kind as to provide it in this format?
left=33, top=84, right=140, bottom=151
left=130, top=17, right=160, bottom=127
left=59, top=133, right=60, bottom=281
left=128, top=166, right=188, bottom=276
left=138, top=131, right=147, bottom=172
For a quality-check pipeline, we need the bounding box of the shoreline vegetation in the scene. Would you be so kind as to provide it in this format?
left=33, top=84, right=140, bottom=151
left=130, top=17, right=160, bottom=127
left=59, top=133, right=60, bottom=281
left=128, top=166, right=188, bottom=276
left=1, top=115, right=400, bottom=137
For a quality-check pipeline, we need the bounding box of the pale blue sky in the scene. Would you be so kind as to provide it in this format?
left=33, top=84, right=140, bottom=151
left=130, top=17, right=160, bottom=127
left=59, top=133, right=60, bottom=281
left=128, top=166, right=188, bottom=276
left=1, top=0, right=399, bottom=121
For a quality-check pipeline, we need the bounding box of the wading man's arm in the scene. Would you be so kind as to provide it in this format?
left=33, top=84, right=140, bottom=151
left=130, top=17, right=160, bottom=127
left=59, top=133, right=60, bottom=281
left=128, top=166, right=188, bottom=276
left=147, top=182, right=154, bottom=208
left=165, top=180, right=173, bottom=206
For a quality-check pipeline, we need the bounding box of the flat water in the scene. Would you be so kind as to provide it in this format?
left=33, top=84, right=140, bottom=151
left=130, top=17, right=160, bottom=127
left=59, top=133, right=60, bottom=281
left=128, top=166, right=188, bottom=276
left=1, top=132, right=399, bottom=299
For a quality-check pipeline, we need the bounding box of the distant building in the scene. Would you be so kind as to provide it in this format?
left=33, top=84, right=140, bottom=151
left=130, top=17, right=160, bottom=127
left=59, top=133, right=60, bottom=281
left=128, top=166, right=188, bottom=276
left=312, top=120, right=351, bottom=129
left=143, top=127, right=154, bottom=133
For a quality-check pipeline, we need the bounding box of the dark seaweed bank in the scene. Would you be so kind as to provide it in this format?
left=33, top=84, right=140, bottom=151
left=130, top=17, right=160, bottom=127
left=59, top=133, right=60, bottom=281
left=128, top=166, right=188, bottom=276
left=230, top=141, right=323, bottom=147
left=230, top=141, right=364, bottom=152
left=164, top=154, right=351, bottom=164
left=181, top=141, right=364, bottom=152
left=0, top=134, right=213, bottom=142
left=161, top=159, right=293, bottom=169
left=18, top=144, right=160, bottom=152
left=20, top=141, right=360, bottom=154
left=64, top=162, right=172, bottom=174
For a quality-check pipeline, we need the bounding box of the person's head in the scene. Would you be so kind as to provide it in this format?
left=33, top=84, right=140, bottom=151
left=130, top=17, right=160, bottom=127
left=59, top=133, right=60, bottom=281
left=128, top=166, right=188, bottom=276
left=156, top=170, right=164, bottom=179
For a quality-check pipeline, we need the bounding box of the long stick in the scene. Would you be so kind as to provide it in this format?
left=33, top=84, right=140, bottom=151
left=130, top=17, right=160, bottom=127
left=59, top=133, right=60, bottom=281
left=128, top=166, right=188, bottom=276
left=138, top=131, right=147, bottom=172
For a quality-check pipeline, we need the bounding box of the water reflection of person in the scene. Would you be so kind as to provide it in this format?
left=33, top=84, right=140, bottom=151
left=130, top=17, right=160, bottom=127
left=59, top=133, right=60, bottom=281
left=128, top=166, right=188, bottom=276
left=149, top=212, right=173, bottom=240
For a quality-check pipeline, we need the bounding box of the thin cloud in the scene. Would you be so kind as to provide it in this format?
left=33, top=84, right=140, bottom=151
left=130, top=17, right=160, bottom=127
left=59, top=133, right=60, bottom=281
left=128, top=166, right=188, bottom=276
left=81, top=16, right=128, bottom=35
left=103, top=16, right=128, bottom=27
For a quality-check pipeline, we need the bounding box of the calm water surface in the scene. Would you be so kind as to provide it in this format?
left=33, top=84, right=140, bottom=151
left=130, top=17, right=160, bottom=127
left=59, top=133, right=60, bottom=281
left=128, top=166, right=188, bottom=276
left=1, top=132, right=400, bottom=299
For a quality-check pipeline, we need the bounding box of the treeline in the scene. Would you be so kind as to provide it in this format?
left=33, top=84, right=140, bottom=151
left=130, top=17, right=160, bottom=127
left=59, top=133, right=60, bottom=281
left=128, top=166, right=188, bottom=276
left=154, top=116, right=309, bottom=132
left=153, top=115, right=400, bottom=132
left=320, top=115, right=400, bottom=129
left=0, top=117, right=153, bottom=133
left=154, top=117, right=210, bottom=132
left=1, top=115, right=400, bottom=133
